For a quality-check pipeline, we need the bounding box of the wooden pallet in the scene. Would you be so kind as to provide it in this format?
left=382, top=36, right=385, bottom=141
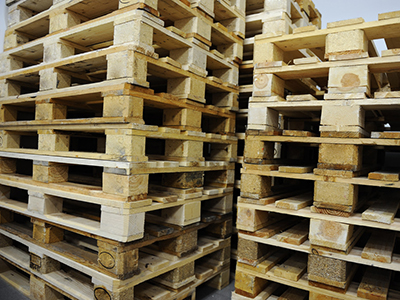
left=250, top=12, right=400, bottom=111
left=4, top=0, right=244, bottom=58
left=0, top=221, right=231, bottom=299
left=235, top=252, right=400, bottom=300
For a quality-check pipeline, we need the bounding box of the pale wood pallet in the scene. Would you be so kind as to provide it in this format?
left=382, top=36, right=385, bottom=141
left=234, top=264, right=400, bottom=300
left=1, top=1, right=244, bottom=114
left=0, top=223, right=231, bottom=299
left=4, top=0, right=244, bottom=53
left=249, top=12, right=400, bottom=132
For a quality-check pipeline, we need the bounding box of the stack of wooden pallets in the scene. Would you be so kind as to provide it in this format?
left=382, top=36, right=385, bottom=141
left=0, top=0, right=245, bottom=299
left=234, top=9, right=400, bottom=300
left=231, top=0, right=321, bottom=268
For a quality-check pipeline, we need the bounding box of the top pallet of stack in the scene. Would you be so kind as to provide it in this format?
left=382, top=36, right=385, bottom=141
left=245, top=0, right=321, bottom=39
left=3, top=0, right=244, bottom=65
left=252, top=11, right=400, bottom=102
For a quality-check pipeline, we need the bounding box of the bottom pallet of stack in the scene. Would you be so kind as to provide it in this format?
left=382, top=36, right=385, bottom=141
left=0, top=233, right=231, bottom=300
left=233, top=249, right=400, bottom=300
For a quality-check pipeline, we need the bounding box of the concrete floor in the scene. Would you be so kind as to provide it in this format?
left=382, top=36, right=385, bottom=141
left=0, top=277, right=235, bottom=299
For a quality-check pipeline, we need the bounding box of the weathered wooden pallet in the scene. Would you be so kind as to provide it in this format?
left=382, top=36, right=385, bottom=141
left=1, top=12, right=240, bottom=106
left=238, top=224, right=400, bottom=272
left=0, top=208, right=231, bottom=278
left=4, top=0, right=244, bottom=56
left=238, top=192, right=400, bottom=231
left=0, top=169, right=234, bottom=242
left=0, top=222, right=231, bottom=299
left=0, top=81, right=237, bottom=135
left=235, top=258, right=400, bottom=300
left=250, top=11, right=400, bottom=116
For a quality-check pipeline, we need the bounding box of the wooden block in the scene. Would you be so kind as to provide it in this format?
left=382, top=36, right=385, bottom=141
left=321, top=105, right=365, bottom=128
left=164, top=140, right=203, bottom=161
left=159, top=231, right=198, bottom=256
left=237, top=239, right=271, bottom=265
left=275, top=220, right=309, bottom=245
left=38, top=130, right=69, bottom=151
left=275, top=192, right=313, bottom=210
left=244, top=140, right=274, bottom=164
left=368, top=171, right=400, bottom=182
left=327, top=65, right=369, bottom=94
left=357, top=267, right=391, bottom=300
left=205, top=218, right=232, bottom=238
left=103, top=95, right=144, bottom=119
left=326, top=29, right=368, bottom=58
left=155, top=261, right=195, bottom=289
left=32, top=220, right=64, bottom=244
left=161, top=202, right=201, bottom=226
left=286, top=94, right=317, bottom=101
left=278, top=166, right=314, bottom=173
left=102, top=173, right=148, bottom=199
left=168, top=76, right=206, bottom=103
left=308, top=254, right=353, bottom=288
left=309, top=219, right=354, bottom=251
left=100, top=207, right=145, bottom=239
left=240, top=173, right=273, bottom=199
left=314, top=181, right=358, bottom=211
left=362, top=199, right=399, bottom=224
left=236, top=207, right=270, bottom=232
left=274, top=253, right=307, bottom=281
left=163, top=108, right=202, bottom=129
left=30, top=253, right=60, bottom=274
left=248, top=104, right=279, bottom=129
left=318, top=144, right=362, bottom=171
left=361, top=230, right=396, bottom=263
left=33, top=162, right=68, bottom=183
left=98, top=241, right=139, bottom=279
left=311, top=227, right=364, bottom=255
left=253, top=74, right=285, bottom=97
left=28, top=192, right=63, bottom=215
left=35, top=103, right=67, bottom=120
left=105, top=130, right=146, bottom=161
left=278, top=288, right=308, bottom=300
left=235, top=269, right=268, bottom=298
